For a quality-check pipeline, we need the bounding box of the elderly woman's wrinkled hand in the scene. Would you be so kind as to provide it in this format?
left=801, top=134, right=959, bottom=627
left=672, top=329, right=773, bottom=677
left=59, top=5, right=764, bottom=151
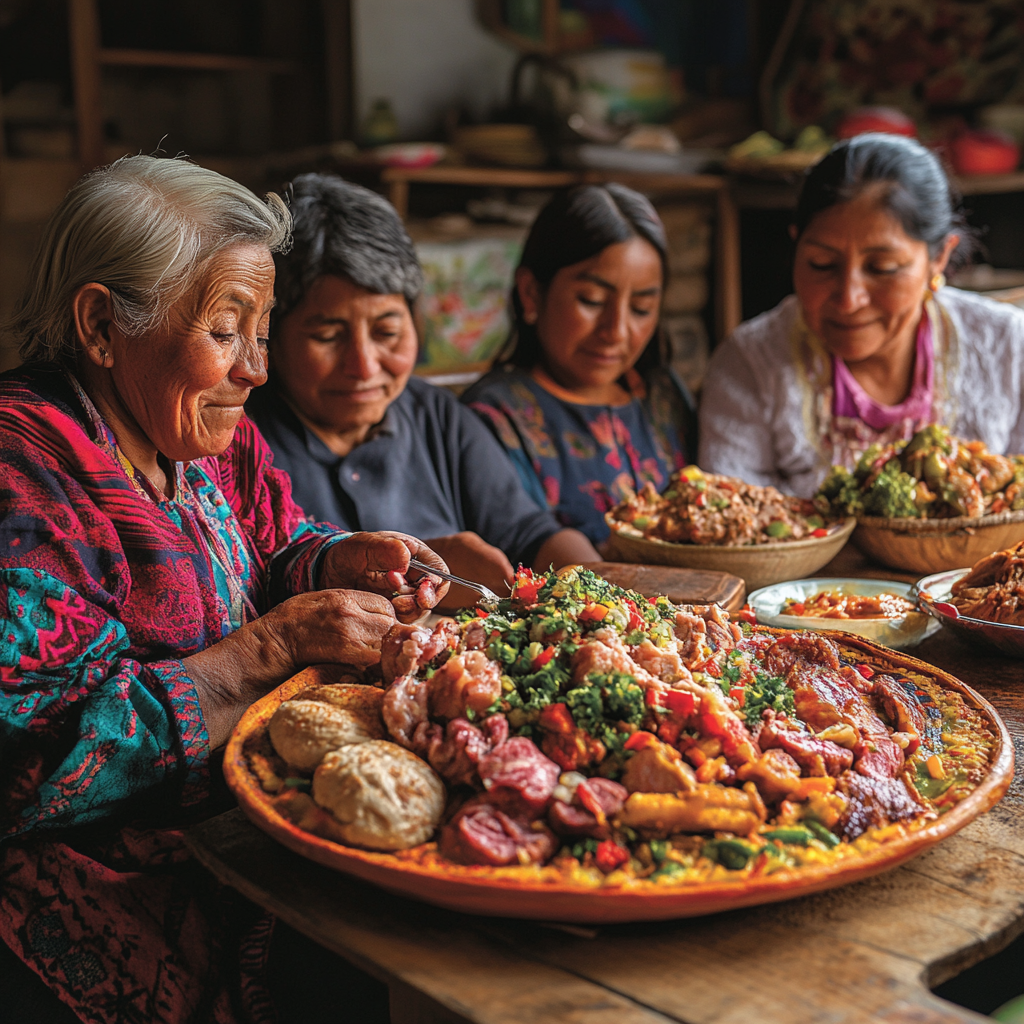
left=319, top=531, right=450, bottom=622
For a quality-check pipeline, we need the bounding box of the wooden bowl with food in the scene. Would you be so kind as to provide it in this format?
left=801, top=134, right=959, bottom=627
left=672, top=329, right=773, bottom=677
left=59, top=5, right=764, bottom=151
left=225, top=566, right=1012, bottom=923
left=605, top=466, right=854, bottom=592
left=815, top=427, right=1024, bottom=574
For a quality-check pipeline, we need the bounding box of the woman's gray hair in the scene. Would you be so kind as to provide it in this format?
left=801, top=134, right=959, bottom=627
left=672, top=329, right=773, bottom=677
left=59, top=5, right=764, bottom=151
left=273, top=173, right=422, bottom=325
left=10, top=154, right=292, bottom=365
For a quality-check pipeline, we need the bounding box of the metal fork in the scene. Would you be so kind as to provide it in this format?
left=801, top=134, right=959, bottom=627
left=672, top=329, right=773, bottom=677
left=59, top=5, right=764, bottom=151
left=407, top=557, right=501, bottom=609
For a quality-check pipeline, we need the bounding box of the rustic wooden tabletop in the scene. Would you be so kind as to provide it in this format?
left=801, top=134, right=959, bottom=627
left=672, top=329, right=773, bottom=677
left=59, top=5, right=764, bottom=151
left=186, top=548, right=1024, bottom=1024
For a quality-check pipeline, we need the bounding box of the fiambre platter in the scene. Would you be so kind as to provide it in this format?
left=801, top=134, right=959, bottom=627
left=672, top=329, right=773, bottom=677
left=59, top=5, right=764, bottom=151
left=225, top=569, right=1011, bottom=924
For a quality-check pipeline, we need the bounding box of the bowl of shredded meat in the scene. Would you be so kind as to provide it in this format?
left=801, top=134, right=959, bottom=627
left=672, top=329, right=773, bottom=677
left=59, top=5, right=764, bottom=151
left=917, top=542, right=1024, bottom=657
left=606, top=466, right=854, bottom=592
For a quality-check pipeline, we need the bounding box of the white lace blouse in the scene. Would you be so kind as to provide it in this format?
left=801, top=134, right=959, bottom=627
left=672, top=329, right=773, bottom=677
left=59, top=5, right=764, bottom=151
left=698, top=287, right=1024, bottom=497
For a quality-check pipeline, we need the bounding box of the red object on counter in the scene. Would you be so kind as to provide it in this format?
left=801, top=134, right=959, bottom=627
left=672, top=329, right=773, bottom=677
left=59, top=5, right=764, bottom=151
left=948, top=130, right=1020, bottom=176
left=836, top=107, right=917, bottom=140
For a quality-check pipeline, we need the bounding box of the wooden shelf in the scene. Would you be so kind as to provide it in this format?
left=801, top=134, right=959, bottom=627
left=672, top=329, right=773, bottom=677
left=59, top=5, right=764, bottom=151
left=952, top=171, right=1024, bottom=195
left=381, top=164, right=741, bottom=341
left=98, top=49, right=297, bottom=74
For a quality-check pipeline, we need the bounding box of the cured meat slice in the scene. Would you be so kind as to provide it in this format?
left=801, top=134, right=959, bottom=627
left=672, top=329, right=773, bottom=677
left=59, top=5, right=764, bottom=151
left=439, top=800, right=557, bottom=866
left=478, top=736, right=560, bottom=816
left=837, top=772, right=924, bottom=840
left=547, top=778, right=627, bottom=840
left=758, top=716, right=854, bottom=777
left=425, top=714, right=509, bottom=786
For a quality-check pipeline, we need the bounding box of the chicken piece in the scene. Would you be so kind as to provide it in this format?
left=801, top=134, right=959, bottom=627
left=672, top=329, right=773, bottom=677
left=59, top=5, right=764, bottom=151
left=570, top=632, right=657, bottom=688
left=269, top=697, right=386, bottom=772
left=382, top=672, right=431, bottom=752
left=618, top=784, right=766, bottom=836
left=621, top=740, right=698, bottom=795
left=428, top=651, right=502, bottom=721
left=380, top=619, right=458, bottom=684
left=536, top=702, right=605, bottom=772
left=630, top=639, right=693, bottom=686
left=735, top=748, right=802, bottom=803
left=673, top=608, right=711, bottom=668
left=311, top=740, right=446, bottom=850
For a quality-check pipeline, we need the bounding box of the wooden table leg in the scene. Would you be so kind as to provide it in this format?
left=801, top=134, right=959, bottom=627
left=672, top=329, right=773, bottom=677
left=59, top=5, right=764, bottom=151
left=389, top=178, right=410, bottom=219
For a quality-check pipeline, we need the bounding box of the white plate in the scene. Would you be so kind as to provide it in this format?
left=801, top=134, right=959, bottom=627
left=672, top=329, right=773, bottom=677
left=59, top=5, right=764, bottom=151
left=748, top=577, right=939, bottom=651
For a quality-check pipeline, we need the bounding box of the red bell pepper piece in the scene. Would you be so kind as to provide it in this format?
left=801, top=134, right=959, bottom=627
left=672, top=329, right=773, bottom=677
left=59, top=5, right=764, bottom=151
left=661, top=690, right=695, bottom=716
left=811, top=528, right=828, bottom=538
left=855, top=664, right=875, bottom=680
left=622, top=598, right=645, bottom=632
left=594, top=840, right=630, bottom=873
left=729, top=686, right=745, bottom=706
left=623, top=730, right=658, bottom=752
left=513, top=568, right=545, bottom=604
left=531, top=646, right=556, bottom=671
left=732, top=605, right=757, bottom=625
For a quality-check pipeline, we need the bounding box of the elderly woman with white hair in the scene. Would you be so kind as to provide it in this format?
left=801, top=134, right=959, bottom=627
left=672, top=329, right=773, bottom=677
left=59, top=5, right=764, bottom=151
left=0, top=155, right=448, bottom=1023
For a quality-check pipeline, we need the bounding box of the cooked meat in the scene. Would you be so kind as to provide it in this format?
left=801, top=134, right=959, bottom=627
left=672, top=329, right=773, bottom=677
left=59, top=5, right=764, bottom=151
left=673, top=608, right=710, bottom=667
left=439, top=799, right=557, bottom=866
left=380, top=619, right=459, bottom=684
left=382, top=672, right=431, bottom=752
left=758, top=717, right=854, bottom=777
left=425, top=714, right=509, bottom=787
left=428, top=651, right=503, bottom=721
left=735, top=748, right=803, bottom=802
left=630, top=639, right=692, bottom=685
left=617, top=784, right=766, bottom=836
left=695, top=688, right=760, bottom=766
left=621, top=739, right=698, bottom=794
left=872, top=675, right=931, bottom=755
left=950, top=541, right=1024, bottom=625
left=763, top=633, right=841, bottom=678
left=478, top=736, right=560, bottom=816
left=311, top=740, right=446, bottom=850
left=268, top=697, right=385, bottom=772
left=836, top=771, right=924, bottom=840
left=547, top=778, right=627, bottom=840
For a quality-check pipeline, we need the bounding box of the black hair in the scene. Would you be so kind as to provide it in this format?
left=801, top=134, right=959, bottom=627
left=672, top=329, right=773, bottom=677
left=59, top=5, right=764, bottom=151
left=501, top=183, right=670, bottom=372
left=273, top=173, right=422, bottom=324
left=793, top=133, right=974, bottom=265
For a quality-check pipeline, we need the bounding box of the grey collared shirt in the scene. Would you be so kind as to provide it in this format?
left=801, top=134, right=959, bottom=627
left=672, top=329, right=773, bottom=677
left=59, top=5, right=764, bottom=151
left=246, top=376, right=561, bottom=566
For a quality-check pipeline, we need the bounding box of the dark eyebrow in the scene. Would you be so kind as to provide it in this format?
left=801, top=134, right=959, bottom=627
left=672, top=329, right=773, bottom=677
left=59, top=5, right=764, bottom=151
left=804, top=239, right=901, bottom=254
left=576, top=271, right=661, bottom=297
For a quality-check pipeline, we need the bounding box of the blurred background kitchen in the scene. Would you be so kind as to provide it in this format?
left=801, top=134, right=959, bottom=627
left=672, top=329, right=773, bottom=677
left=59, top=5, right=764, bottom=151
left=5, top=0, right=1024, bottom=391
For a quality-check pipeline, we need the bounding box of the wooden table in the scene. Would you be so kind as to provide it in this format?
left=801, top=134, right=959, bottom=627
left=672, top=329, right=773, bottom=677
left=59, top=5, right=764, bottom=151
left=187, top=548, right=1023, bottom=1024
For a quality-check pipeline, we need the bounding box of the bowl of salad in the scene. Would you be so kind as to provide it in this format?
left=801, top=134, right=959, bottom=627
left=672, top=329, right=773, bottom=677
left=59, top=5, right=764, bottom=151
left=815, top=427, right=1024, bottom=575
left=606, top=466, right=854, bottom=592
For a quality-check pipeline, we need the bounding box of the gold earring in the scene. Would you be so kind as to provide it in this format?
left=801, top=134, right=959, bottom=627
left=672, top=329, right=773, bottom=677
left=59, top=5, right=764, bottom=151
left=524, top=312, right=537, bottom=325
left=930, top=273, right=946, bottom=292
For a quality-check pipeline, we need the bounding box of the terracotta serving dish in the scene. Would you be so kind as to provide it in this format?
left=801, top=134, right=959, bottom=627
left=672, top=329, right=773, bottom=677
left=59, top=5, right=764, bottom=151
left=223, top=637, right=1013, bottom=924
left=853, top=509, right=1024, bottom=575
left=604, top=515, right=856, bottom=593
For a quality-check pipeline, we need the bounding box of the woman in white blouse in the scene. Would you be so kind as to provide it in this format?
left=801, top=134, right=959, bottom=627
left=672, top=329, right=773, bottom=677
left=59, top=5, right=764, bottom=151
left=699, top=133, right=1024, bottom=496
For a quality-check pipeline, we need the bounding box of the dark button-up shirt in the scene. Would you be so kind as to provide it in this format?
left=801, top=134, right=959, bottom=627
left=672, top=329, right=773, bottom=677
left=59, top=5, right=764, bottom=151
left=246, top=376, right=561, bottom=566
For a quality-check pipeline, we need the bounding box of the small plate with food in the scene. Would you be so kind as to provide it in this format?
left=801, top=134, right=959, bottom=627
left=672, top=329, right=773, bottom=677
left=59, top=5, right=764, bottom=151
left=916, top=541, right=1024, bottom=657
left=815, top=426, right=1024, bottom=574
left=606, top=466, right=855, bottom=591
left=747, top=577, right=939, bottom=650
left=225, top=567, right=1011, bottom=923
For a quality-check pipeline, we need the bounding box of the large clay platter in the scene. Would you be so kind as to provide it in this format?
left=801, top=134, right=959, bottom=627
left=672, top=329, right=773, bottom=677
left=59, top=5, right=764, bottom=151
left=224, top=636, right=1013, bottom=924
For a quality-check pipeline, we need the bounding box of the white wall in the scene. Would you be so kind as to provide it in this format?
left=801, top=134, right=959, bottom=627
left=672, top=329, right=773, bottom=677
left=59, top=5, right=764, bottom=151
left=353, top=0, right=517, bottom=141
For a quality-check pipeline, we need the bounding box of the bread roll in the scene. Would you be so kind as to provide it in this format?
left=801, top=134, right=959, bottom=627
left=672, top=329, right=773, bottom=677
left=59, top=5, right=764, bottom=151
left=268, top=698, right=385, bottom=772
left=312, top=740, right=445, bottom=850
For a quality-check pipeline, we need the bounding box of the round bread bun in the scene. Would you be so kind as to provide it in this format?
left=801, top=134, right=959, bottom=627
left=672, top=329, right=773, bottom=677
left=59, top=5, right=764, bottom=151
left=311, top=740, right=446, bottom=851
left=268, top=698, right=386, bottom=772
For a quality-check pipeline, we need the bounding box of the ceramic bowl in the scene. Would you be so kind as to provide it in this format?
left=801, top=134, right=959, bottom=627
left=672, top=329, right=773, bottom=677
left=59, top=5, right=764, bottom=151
left=915, top=569, right=1024, bottom=658
left=747, top=577, right=939, bottom=651
left=853, top=509, right=1024, bottom=575
left=604, top=516, right=856, bottom=593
